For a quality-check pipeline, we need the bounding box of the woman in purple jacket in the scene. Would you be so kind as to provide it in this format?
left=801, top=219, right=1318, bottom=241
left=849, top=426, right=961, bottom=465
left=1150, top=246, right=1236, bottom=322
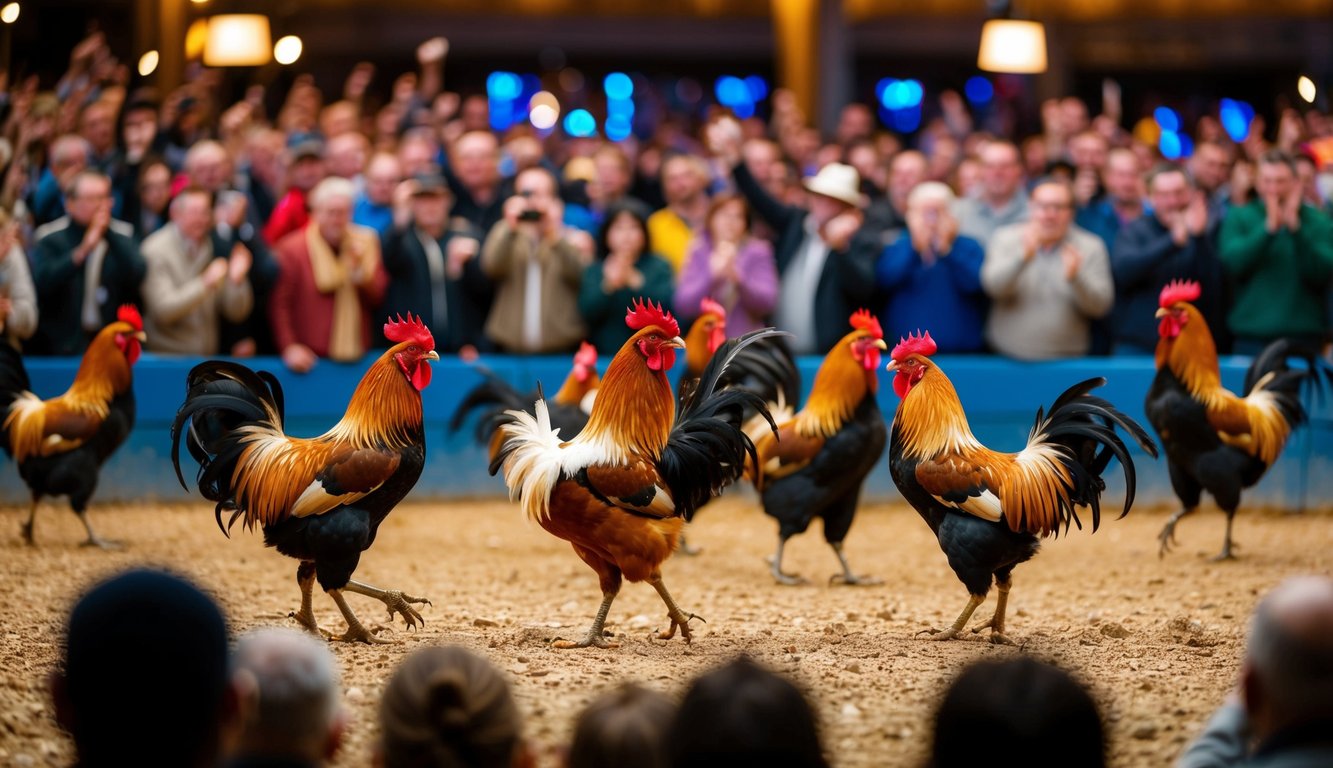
left=674, top=194, right=778, bottom=335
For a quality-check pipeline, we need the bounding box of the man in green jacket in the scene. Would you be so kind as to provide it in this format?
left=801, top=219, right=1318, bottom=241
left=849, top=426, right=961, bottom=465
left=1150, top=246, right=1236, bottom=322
left=1219, top=149, right=1333, bottom=354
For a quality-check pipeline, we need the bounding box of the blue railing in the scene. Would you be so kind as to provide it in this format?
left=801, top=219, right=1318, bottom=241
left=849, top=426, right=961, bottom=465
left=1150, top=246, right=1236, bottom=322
left=4, top=352, right=1332, bottom=508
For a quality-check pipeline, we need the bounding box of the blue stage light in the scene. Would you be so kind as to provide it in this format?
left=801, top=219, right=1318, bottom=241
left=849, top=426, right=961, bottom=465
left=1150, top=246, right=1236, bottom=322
left=563, top=109, right=597, bottom=138
left=965, top=76, right=994, bottom=104
left=1154, top=106, right=1181, bottom=134
left=486, top=71, right=521, bottom=102
left=604, top=72, right=634, bottom=101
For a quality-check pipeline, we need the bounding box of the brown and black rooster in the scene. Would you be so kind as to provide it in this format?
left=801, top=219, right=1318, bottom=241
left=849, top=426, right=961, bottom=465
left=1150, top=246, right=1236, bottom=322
left=1, top=305, right=145, bottom=547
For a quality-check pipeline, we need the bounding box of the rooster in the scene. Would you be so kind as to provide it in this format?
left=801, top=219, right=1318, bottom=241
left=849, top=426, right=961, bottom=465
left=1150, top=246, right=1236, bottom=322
left=747, top=309, right=886, bottom=586
left=0, top=305, right=145, bottom=547
left=449, top=341, right=600, bottom=463
left=1149, top=280, right=1323, bottom=560
left=492, top=299, right=778, bottom=648
left=171, top=314, right=439, bottom=644
left=887, top=330, right=1155, bottom=643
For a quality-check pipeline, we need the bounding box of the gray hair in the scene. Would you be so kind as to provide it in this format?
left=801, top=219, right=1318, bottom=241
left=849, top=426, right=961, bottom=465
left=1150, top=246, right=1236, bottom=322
left=907, top=181, right=956, bottom=209
left=233, top=628, right=342, bottom=754
left=309, top=177, right=356, bottom=210
left=1247, top=576, right=1333, bottom=721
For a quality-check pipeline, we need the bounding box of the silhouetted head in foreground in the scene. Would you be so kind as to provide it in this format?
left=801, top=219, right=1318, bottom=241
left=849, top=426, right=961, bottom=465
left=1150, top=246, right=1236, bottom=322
left=930, top=656, right=1106, bottom=768
left=1242, top=575, right=1333, bottom=747
left=567, top=682, right=675, bottom=768
left=54, top=568, right=234, bottom=768
left=377, top=644, right=533, bottom=768
left=667, top=656, right=828, bottom=768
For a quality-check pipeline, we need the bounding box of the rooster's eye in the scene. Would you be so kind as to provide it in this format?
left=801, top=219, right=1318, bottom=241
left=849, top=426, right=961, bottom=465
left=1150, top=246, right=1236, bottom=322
left=408, top=345, right=419, bottom=353
left=649, top=334, right=659, bottom=342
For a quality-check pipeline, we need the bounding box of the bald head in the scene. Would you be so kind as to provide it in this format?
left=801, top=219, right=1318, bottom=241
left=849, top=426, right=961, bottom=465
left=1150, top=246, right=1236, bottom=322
left=1244, top=576, right=1333, bottom=740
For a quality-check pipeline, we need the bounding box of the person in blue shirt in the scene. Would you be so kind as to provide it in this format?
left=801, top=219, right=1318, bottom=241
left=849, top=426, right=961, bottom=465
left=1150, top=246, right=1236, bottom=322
left=875, top=181, right=987, bottom=353
left=352, top=152, right=402, bottom=238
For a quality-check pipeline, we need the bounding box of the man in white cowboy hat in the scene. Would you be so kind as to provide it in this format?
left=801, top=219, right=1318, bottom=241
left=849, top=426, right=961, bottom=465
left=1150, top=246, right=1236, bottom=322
left=708, top=118, right=872, bottom=354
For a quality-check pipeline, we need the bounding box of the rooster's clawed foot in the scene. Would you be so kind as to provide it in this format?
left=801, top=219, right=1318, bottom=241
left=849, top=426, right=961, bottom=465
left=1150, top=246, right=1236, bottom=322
left=829, top=573, right=883, bottom=586
left=656, top=611, right=705, bottom=643
left=378, top=590, right=431, bottom=631
left=333, top=622, right=391, bottom=645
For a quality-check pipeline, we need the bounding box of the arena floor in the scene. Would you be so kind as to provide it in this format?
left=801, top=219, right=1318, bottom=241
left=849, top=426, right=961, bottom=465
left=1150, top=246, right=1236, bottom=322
left=0, top=496, right=1329, bottom=767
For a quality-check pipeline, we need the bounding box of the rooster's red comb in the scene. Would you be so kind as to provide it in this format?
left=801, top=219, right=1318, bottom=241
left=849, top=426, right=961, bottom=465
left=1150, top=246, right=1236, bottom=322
left=384, top=313, right=435, bottom=350
left=1159, top=279, right=1202, bottom=309
left=891, top=330, right=937, bottom=361
left=700, top=297, right=727, bottom=322
left=117, top=304, right=143, bottom=332
left=625, top=299, right=680, bottom=337
left=574, top=341, right=598, bottom=368
left=850, top=309, right=882, bottom=340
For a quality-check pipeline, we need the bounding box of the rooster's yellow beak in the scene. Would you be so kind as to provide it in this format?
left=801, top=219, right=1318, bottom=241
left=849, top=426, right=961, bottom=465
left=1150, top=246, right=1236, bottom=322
left=666, top=336, right=685, bottom=350
left=425, top=350, right=440, bottom=361
left=134, top=331, right=147, bottom=342
left=1155, top=308, right=1169, bottom=319
left=874, top=339, right=888, bottom=350
left=885, top=360, right=899, bottom=372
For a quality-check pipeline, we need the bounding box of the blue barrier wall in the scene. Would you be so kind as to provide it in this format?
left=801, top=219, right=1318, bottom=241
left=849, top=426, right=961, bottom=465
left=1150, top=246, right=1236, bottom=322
left=4, top=352, right=1332, bottom=508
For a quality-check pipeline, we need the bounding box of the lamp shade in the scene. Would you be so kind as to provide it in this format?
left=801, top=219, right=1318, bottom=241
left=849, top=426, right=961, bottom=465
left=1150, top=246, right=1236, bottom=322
left=203, top=14, right=271, bottom=67
left=977, top=19, right=1047, bottom=74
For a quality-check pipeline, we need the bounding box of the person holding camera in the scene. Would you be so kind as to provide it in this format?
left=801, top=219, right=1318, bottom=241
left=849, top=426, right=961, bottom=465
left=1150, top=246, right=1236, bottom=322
left=479, top=166, right=591, bottom=354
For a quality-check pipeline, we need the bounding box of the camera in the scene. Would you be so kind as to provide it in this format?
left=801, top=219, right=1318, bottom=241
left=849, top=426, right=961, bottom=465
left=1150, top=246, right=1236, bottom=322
left=518, top=209, right=543, bottom=222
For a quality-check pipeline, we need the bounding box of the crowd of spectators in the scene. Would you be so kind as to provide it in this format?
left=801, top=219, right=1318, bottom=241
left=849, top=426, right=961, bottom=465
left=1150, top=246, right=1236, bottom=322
left=55, top=566, right=1333, bottom=768
left=2, top=32, right=1333, bottom=368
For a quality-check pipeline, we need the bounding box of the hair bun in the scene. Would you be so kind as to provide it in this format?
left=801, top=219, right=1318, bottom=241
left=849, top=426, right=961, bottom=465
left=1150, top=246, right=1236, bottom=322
left=427, top=670, right=472, bottom=734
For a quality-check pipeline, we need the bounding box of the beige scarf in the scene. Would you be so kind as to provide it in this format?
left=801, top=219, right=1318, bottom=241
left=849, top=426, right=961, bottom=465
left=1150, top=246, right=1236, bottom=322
left=307, top=224, right=376, bottom=361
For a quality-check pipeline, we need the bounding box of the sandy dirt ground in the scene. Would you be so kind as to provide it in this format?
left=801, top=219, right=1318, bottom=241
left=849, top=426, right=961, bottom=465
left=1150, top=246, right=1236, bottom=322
left=0, top=495, right=1329, bottom=767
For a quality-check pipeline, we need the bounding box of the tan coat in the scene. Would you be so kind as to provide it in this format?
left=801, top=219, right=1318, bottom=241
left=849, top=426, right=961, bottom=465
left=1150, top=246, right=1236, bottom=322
left=0, top=242, right=38, bottom=348
left=480, top=221, right=587, bottom=353
left=141, top=225, right=253, bottom=355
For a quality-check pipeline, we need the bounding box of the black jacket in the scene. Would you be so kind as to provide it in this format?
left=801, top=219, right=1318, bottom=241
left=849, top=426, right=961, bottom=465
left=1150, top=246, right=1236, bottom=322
left=377, top=225, right=495, bottom=353
left=731, top=163, right=876, bottom=354
left=30, top=220, right=146, bottom=356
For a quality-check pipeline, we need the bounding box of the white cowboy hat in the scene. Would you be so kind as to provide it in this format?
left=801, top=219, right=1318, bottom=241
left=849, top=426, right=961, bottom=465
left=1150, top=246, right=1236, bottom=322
left=802, top=162, right=863, bottom=208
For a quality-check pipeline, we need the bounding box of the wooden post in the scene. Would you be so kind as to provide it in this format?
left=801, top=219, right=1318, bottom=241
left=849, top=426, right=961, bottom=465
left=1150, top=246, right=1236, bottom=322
left=770, top=0, right=818, bottom=129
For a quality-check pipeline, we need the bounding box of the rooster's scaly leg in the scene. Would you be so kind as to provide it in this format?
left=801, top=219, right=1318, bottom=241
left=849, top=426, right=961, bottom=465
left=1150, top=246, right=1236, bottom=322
left=768, top=536, right=807, bottom=586
left=290, top=563, right=330, bottom=638
left=1158, top=506, right=1196, bottom=557
left=20, top=500, right=36, bottom=545
left=328, top=589, right=391, bottom=644
left=649, top=573, right=703, bottom=643
left=828, top=541, right=882, bottom=586
left=1214, top=513, right=1238, bottom=561
left=554, top=592, right=619, bottom=649
left=919, top=594, right=985, bottom=641
left=343, top=580, right=431, bottom=631
left=76, top=511, right=121, bottom=550
left=970, top=576, right=1015, bottom=645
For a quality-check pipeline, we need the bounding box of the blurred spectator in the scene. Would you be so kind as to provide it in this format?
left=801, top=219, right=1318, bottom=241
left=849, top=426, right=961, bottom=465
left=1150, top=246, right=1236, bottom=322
left=379, top=173, right=492, bottom=354
left=710, top=118, right=872, bottom=354
left=354, top=152, right=403, bottom=236
left=78, top=100, right=119, bottom=176
left=0, top=209, right=38, bottom=349
left=1077, top=147, right=1144, bottom=250
left=579, top=199, right=675, bottom=354
left=376, top=644, right=533, bottom=768
left=567, top=683, right=674, bottom=768
left=141, top=187, right=254, bottom=355
left=1190, top=140, right=1237, bottom=218
left=238, top=128, right=286, bottom=225
left=568, top=144, right=640, bottom=233
left=675, top=194, right=778, bottom=336
left=955, top=141, right=1029, bottom=247
left=30, top=170, right=145, bottom=356
left=647, top=153, right=711, bottom=273
left=229, top=628, right=345, bottom=768
left=982, top=179, right=1114, bottom=360
left=53, top=569, right=237, bottom=768
left=1294, top=152, right=1332, bottom=216
left=131, top=159, right=172, bottom=239
left=480, top=166, right=590, bottom=354
left=1219, top=149, right=1333, bottom=353
left=849, top=149, right=931, bottom=290
left=270, top=177, right=387, bottom=372
left=1068, top=130, right=1110, bottom=209
left=1111, top=164, right=1227, bottom=354
left=29, top=134, right=90, bottom=227
left=931, top=657, right=1106, bottom=768
left=667, top=656, right=827, bottom=768
left=875, top=182, right=987, bottom=353
left=111, top=99, right=162, bottom=228
left=325, top=132, right=369, bottom=183
left=264, top=139, right=326, bottom=246
left=446, top=130, right=507, bottom=235
left=1177, top=575, right=1333, bottom=768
